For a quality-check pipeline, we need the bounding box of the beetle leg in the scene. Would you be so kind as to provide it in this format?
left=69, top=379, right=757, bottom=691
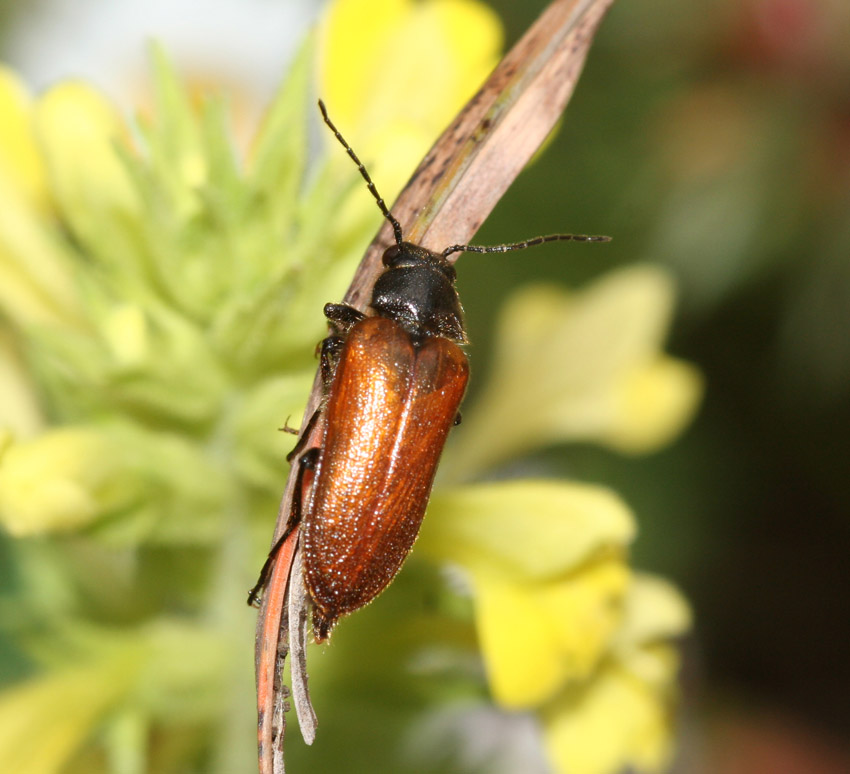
left=317, top=304, right=365, bottom=390
left=247, top=447, right=321, bottom=606
left=324, top=302, right=365, bottom=335
left=453, top=411, right=462, bottom=426
left=320, top=333, right=352, bottom=389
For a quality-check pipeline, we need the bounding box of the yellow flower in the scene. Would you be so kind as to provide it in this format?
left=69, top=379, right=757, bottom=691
left=420, top=266, right=700, bottom=772
left=0, top=421, right=233, bottom=543
left=445, top=266, right=704, bottom=481
left=0, top=427, right=139, bottom=536
left=541, top=576, right=691, bottom=774
left=423, top=484, right=692, bottom=774
left=424, top=481, right=635, bottom=708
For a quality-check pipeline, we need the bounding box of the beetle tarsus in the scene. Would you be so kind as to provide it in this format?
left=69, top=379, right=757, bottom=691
left=279, top=416, right=300, bottom=435
left=313, top=611, right=333, bottom=643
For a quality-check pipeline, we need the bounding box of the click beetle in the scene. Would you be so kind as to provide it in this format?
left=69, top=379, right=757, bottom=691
left=250, top=101, right=609, bottom=643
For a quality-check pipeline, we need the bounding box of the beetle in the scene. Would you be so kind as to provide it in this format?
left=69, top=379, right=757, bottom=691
left=249, top=101, right=609, bottom=642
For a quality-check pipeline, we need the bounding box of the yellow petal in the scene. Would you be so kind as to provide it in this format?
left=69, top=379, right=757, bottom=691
left=471, top=558, right=631, bottom=709
left=0, top=67, right=49, bottom=213
left=320, top=0, right=409, bottom=127
left=423, top=480, right=635, bottom=580
left=320, top=0, right=502, bottom=197
left=321, top=0, right=501, bottom=137
left=612, top=573, right=692, bottom=653
left=600, top=356, right=704, bottom=454
left=539, top=576, right=689, bottom=773
left=33, top=81, right=139, bottom=244
left=542, top=656, right=677, bottom=774
left=0, top=657, right=136, bottom=774
left=0, top=427, right=139, bottom=536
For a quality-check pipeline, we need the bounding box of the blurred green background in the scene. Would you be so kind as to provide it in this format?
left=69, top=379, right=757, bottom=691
left=2, top=0, right=849, bottom=772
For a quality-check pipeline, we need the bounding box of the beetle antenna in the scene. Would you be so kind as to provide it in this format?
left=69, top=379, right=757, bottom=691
left=318, top=100, right=404, bottom=246
left=441, top=233, right=611, bottom=257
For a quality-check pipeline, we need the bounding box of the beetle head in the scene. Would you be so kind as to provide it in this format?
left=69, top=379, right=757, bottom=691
left=382, top=242, right=457, bottom=282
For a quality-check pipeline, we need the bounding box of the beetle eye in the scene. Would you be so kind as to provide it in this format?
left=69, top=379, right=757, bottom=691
left=382, top=245, right=402, bottom=266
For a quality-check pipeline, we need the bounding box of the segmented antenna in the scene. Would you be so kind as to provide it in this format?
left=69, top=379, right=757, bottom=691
left=441, top=232, right=611, bottom=257
left=318, top=100, right=404, bottom=246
